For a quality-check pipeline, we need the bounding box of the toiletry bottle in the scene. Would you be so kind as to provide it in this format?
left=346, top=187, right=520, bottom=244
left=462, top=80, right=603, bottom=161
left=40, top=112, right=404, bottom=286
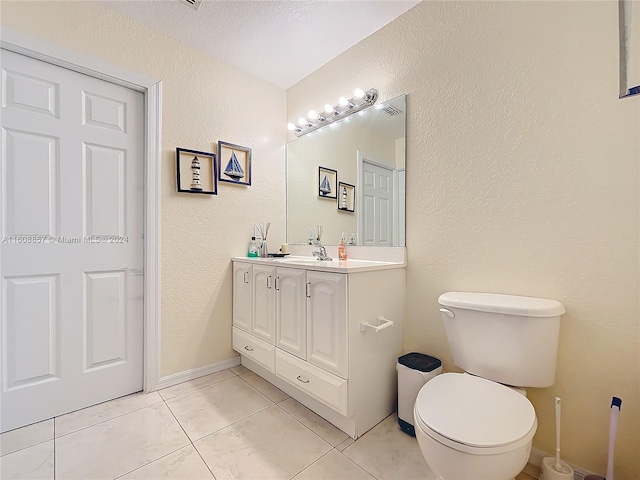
left=338, top=233, right=348, bottom=261
left=248, top=236, right=259, bottom=257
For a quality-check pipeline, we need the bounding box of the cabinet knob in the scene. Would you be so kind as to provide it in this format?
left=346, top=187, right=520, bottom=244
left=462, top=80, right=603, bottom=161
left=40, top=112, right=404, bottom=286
left=243, top=271, right=249, bottom=284
left=275, top=277, right=280, bottom=291
left=244, top=345, right=254, bottom=351
left=296, top=375, right=309, bottom=384
left=306, top=282, right=311, bottom=298
left=267, top=275, right=272, bottom=289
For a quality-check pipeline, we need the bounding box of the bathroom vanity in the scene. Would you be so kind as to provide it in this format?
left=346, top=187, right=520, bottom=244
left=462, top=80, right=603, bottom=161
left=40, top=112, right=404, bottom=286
left=231, top=255, right=405, bottom=439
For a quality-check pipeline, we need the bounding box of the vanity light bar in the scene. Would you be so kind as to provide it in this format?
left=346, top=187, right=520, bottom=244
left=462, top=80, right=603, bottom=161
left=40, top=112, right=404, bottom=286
left=288, top=88, right=379, bottom=137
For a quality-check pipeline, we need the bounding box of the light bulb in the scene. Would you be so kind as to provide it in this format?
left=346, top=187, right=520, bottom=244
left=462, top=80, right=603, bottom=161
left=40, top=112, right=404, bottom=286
left=287, top=123, right=296, bottom=131
left=339, top=96, right=349, bottom=107
left=298, top=117, right=307, bottom=126
left=354, top=88, right=365, bottom=98
left=308, top=110, right=318, bottom=120
left=324, top=104, right=335, bottom=114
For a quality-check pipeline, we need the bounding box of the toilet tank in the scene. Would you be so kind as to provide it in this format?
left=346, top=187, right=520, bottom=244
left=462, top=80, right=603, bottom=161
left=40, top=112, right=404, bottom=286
left=438, top=292, right=566, bottom=388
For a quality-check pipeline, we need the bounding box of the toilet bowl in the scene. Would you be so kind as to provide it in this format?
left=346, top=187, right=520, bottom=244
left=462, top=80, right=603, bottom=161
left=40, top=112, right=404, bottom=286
left=414, top=373, right=537, bottom=480
left=413, top=292, right=565, bottom=480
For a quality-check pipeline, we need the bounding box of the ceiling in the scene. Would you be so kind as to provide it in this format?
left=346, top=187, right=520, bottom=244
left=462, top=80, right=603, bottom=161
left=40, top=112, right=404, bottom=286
left=100, top=0, right=421, bottom=89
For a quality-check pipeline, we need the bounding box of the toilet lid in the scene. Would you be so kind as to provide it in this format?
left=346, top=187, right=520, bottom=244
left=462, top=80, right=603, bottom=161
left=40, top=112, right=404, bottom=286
left=415, top=373, right=536, bottom=448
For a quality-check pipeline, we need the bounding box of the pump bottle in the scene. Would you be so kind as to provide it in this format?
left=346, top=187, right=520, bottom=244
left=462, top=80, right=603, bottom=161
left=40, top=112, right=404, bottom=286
left=248, top=236, right=259, bottom=257
left=338, top=233, right=348, bottom=261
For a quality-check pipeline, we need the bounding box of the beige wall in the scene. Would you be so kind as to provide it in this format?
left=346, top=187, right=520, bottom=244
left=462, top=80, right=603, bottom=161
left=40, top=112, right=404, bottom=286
left=288, top=1, right=639, bottom=477
left=0, top=1, right=286, bottom=377
left=2, top=0, right=638, bottom=476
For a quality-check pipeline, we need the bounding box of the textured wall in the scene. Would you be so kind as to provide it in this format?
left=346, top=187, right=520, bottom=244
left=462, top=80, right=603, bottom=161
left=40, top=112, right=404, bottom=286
left=0, top=1, right=286, bottom=377
left=288, top=1, right=639, bottom=477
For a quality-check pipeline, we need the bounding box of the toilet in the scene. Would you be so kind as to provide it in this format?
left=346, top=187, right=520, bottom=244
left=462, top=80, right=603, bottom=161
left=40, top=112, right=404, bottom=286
left=414, top=292, right=565, bottom=480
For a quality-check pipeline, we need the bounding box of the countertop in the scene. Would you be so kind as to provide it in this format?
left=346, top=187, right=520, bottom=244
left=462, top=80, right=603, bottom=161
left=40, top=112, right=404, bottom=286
left=231, top=255, right=405, bottom=273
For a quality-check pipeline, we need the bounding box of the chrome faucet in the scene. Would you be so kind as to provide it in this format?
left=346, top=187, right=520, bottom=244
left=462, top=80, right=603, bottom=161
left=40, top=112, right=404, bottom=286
left=312, top=243, right=332, bottom=261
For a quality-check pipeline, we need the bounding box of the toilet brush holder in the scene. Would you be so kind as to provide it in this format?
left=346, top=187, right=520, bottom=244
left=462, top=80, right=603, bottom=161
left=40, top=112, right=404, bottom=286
left=540, top=397, right=574, bottom=480
left=540, top=457, right=574, bottom=480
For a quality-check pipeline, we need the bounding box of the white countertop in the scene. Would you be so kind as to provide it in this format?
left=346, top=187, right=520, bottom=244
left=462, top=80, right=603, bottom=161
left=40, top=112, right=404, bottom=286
left=232, top=255, right=405, bottom=273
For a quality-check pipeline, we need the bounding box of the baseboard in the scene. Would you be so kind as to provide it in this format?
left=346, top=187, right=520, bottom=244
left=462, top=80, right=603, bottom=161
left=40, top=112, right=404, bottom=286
left=153, top=356, right=241, bottom=391
left=529, top=447, right=594, bottom=480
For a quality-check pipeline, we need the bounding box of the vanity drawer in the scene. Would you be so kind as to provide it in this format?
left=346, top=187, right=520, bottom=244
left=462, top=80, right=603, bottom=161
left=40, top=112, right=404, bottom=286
left=233, top=327, right=275, bottom=372
left=276, top=349, right=347, bottom=415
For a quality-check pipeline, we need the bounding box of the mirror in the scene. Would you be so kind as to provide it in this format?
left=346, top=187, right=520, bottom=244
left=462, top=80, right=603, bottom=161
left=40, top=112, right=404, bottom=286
left=619, top=0, right=640, bottom=97
left=286, top=94, right=406, bottom=246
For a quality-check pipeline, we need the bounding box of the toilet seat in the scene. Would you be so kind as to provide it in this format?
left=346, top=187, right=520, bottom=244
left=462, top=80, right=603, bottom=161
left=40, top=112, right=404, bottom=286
left=415, top=373, right=537, bottom=455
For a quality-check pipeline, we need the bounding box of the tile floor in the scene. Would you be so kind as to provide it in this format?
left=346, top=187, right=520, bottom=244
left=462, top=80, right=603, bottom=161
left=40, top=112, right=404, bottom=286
left=1, top=364, right=539, bottom=480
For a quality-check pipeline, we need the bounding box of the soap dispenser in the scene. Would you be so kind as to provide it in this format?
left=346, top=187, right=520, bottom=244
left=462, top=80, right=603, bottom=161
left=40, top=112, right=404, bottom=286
left=248, top=236, right=259, bottom=257
left=338, top=233, right=348, bottom=261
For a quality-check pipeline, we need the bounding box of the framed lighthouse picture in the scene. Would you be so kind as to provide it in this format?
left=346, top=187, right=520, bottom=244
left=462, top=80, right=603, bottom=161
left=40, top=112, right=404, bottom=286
left=176, top=148, right=217, bottom=195
left=218, top=141, right=252, bottom=186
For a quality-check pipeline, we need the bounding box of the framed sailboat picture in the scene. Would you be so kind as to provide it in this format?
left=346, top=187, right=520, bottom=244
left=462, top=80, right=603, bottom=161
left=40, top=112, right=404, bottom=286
left=318, top=166, right=337, bottom=199
left=337, top=182, right=355, bottom=212
left=176, top=148, right=217, bottom=195
left=218, top=141, right=252, bottom=186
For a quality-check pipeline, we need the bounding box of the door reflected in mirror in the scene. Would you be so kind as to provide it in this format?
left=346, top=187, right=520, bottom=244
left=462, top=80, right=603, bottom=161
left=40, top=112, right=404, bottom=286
left=286, top=94, right=406, bottom=247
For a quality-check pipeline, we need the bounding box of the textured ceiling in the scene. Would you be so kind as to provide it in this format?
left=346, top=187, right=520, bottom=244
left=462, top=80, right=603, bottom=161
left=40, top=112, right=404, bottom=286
left=100, top=0, right=420, bottom=88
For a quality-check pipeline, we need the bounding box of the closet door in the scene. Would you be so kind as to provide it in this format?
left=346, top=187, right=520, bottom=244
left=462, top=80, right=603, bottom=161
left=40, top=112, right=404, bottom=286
left=1, top=50, right=144, bottom=432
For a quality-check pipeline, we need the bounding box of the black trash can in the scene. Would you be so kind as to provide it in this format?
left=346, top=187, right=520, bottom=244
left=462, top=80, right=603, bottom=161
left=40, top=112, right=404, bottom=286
left=396, top=352, right=442, bottom=436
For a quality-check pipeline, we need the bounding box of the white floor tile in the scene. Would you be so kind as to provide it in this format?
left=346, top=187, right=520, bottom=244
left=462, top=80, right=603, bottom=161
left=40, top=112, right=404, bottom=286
left=278, top=398, right=349, bottom=447
left=117, top=445, right=214, bottom=480
left=229, top=364, right=250, bottom=376
left=0, top=440, right=54, bottom=480
left=158, top=369, right=236, bottom=401
left=0, top=419, right=53, bottom=456
left=335, top=437, right=355, bottom=452
left=294, top=449, right=376, bottom=480
left=165, top=376, right=272, bottom=441
left=240, top=371, right=289, bottom=403
left=195, top=405, right=332, bottom=480
left=343, top=414, right=435, bottom=480
left=55, top=391, right=163, bottom=437
left=56, top=403, right=189, bottom=480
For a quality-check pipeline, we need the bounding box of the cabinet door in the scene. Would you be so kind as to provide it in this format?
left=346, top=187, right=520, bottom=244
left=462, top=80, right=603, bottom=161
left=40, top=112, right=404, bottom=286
left=307, top=271, right=348, bottom=378
left=232, top=262, right=252, bottom=332
left=276, top=267, right=307, bottom=360
left=252, top=264, right=276, bottom=344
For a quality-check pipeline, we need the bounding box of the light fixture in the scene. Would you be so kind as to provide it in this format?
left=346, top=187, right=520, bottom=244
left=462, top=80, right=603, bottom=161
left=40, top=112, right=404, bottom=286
left=339, top=96, right=354, bottom=108
left=288, top=87, right=378, bottom=136
left=308, top=110, right=326, bottom=122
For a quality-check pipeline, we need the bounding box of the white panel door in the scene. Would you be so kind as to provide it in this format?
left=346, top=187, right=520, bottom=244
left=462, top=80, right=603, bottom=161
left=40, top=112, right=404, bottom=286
left=306, top=271, right=348, bottom=379
left=0, top=50, right=144, bottom=432
left=362, top=161, right=394, bottom=246
left=276, top=268, right=307, bottom=360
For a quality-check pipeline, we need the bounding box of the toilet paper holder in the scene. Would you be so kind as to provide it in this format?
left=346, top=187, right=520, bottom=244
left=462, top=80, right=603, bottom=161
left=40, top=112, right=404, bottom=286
left=361, top=316, right=394, bottom=333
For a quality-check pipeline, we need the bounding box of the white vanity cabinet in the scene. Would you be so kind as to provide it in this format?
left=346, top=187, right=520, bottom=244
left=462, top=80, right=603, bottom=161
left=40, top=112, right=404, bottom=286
left=232, top=257, right=405, bottom=439
left=232, top=262, right=276, bottom=372
left=232, top=262, right=252, bottom=332
left=275, top=268, right=307, bottom=359
left=252, top=264, right=276, bottom=344
left=306, top=271, right=347, bottom=378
